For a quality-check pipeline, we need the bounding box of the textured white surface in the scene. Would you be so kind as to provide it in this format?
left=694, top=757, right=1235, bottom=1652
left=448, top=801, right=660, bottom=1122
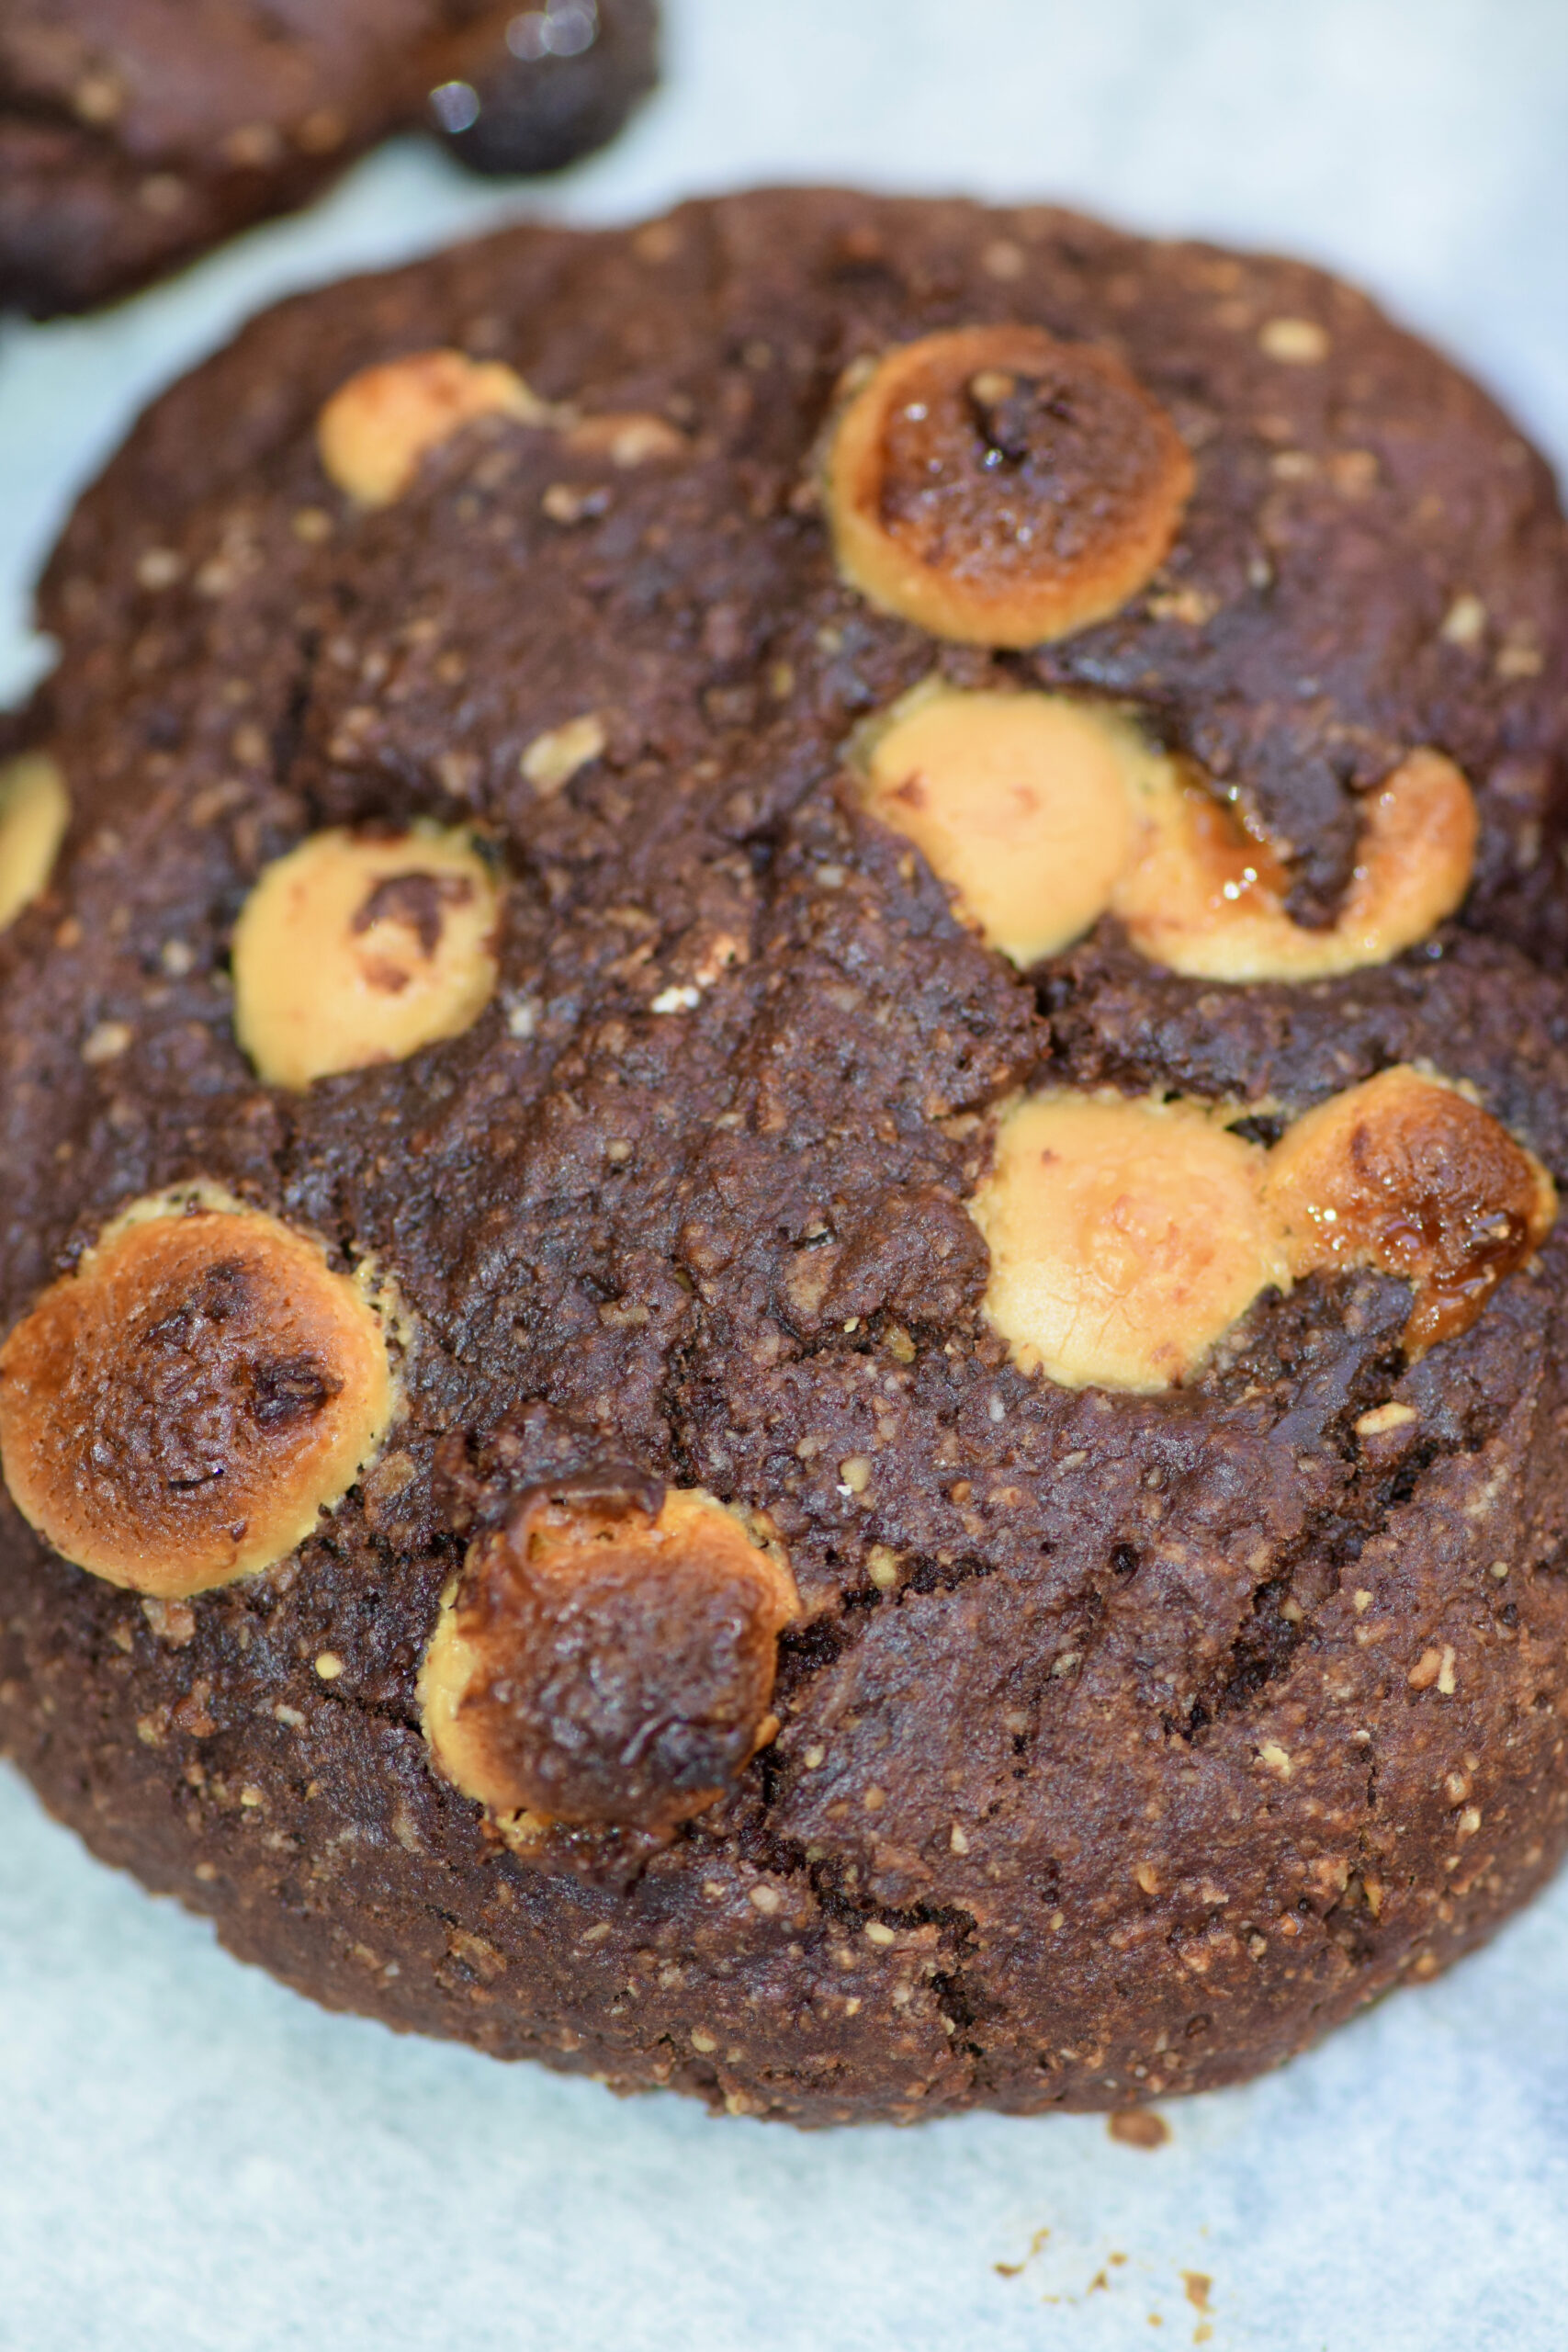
left=2, top=2, right=1568, bottom=2345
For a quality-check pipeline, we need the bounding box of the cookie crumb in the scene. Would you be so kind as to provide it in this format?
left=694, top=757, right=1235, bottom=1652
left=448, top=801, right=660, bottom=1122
left=1109, top=2109, right=1169, bottom=2149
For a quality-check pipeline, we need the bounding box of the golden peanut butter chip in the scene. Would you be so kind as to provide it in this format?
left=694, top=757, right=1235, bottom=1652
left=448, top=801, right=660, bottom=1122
left=317, top=350, right=545, bottom=506
left=857, top=683, right=1137, bottom=966
left=0, top=752, right=69, bottom=931
left=420, top=1486, right=798, bottom=1835
left=1264, top=1068, right=1556, bottom=1355
left=971, top=1094, right=1290, bottom=1390
left=1112, top=748, right=1476, bottom=982
left=0, top=1194, right=392, bottom=1597
left=826, top=325, right=1194, bottom=647
left=232, top=822, right=501, bottom=1089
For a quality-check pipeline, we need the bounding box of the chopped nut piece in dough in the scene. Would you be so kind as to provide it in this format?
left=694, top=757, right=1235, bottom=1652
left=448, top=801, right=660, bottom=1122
left=972, top=1094, right=1290, bottom=1390
left=522, top=712, right=606, bottom=797
left=1258, top=317, right=1330, bottom=364
left=318, top=350, right=546, bottom=505
left=1112, top=748, right=1476, bottom=981
left=0, top=753, right=69, bottom=932
left=0, top=1193, right=392, bottom=1596
left=562, top=412, right=688, bottom=467
left=233, top=821, right=501, bottom=1088
left=1264, top=1068, right=1556, bottom=1355
left=420, top=1487, right=798, bottom=1834
left=856, top=683, right=1138, bottom=966
left=826, top=325, right=1193, bottom=647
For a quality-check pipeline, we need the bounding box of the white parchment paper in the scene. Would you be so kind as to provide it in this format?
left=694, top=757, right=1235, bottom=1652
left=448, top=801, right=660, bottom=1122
left=2, top=5, right=1567, bottom=2344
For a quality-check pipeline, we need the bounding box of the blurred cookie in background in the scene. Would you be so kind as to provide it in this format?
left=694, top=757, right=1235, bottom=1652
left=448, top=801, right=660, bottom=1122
left=427, top=0, right=656, bottom=176
left=0, top=0, right=659, bottom=317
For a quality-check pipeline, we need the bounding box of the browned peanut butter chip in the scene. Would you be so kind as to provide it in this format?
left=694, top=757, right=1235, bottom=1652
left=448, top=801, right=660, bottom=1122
left=419, top=1487, right=799, bottom=1834
left=1264, top=1068, right=1557, bottom=1355
left=317, top=350, right=546, bottom=505
left=856, top=683, right=1137, bottom=966
left=0, top=1195, right=392, bottom=1597
left=826, top=325, right=1194, bottom=647
left=0, top=752, right=69, bottom=932
left=232, top=822, right=501, bottom=1089
left=971, top=1094, right=1289, bottom=1390
left=1113, top=747, right=1476, bottom=982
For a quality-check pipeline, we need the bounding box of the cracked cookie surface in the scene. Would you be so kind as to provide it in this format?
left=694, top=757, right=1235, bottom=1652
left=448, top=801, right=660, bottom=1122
left=4, top=190, right=1568, bottom=2125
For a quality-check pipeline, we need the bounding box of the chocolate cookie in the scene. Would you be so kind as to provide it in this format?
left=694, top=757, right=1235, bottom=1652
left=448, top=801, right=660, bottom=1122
left=0, top=0, right=658, bottom=317
left=3, top=190, right=1568, bottom=2127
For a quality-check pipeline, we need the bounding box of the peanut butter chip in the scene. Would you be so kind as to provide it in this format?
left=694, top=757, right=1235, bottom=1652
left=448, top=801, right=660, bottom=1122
left=972, top=1072, right=1547, bottom=1389
left=317, top=351, right=545, bottom=506
left=0, top=1197, right=392, bottom=1597
left=1264, top=1069, right=1556, bottom=1355
left=826, top=325, right=1193, bottom=647
left=973, top=1095, right=1289, bottom=1390
left=419, top=1487, right=798, bottom=1834
left=1112, top=747, right=1476, bottom=982
left=857, top=684, right=1136, bottom=966
left=0, top=753, right=69, bottom=932
left=232, top=822, right=501, bottom=1088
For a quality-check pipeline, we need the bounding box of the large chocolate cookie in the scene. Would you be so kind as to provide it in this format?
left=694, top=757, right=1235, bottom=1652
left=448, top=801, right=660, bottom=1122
left=0, top=0, right=658, bottom=316
left=3, top=190, right=1568, bottom=2127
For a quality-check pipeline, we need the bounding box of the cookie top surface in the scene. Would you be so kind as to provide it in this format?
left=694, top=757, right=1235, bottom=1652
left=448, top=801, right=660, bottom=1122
left=0, top=0, right=658, bottom=314
left=4, top=190, right=1568, bottom=2121
left=30, top=187, right=1568, bottom=919
left=12, top=176, right=1568, bottom=1600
